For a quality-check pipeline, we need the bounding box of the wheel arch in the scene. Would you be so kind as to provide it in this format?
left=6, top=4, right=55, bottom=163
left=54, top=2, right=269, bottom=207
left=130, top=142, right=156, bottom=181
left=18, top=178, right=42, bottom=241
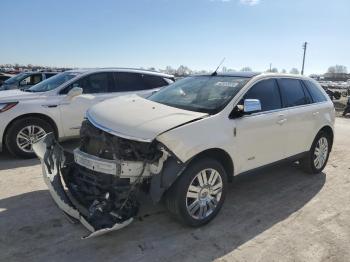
left=186, top=148, right=234, bottom=182
left=150, top=147, right=234, bottom=202
left=318, top=125, right=334, bottom=151
left=2, top=113, right=59, bottom=149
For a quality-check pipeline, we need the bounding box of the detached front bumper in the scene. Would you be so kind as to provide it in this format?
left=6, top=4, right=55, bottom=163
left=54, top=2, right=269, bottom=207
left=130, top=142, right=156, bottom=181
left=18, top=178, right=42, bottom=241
left=33, top=133, right=133, bottom=239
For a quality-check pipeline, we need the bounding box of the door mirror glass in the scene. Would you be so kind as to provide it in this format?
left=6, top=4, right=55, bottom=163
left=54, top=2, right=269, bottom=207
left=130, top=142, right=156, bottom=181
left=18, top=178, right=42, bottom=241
left=244, top=99, right=261, bottom=114
left=67, top=86, right=83, bottom=98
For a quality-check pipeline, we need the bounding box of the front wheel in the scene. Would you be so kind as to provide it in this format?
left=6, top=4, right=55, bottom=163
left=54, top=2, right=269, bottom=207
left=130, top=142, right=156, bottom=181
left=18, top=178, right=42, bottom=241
left=301, top=131, right=331, bottom=174
left=5, top=117, right=53, bottom=158
left=165, top=158, right=227, bottom=227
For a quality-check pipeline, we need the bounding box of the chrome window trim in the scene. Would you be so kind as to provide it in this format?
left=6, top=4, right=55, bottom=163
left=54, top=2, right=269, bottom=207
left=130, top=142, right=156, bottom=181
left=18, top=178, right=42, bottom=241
left=86, top=111, right=153, bottom=143
left=242, top=101, right=329, bottom=118
left=230, top=76, right=329, bottom=118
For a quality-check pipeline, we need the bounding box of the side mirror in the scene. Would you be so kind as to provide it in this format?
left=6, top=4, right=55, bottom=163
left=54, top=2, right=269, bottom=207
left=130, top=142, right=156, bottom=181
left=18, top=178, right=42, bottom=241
left=67, top=86, right=83, bottom=98
left=243, top=99, right=261, bottom=114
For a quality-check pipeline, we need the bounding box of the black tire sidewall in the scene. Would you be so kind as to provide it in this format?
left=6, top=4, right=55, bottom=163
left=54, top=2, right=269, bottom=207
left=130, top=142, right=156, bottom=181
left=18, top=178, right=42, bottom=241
left=173, top=158, right=228, bottom=227
left=5, top=117, right=53, bottom=158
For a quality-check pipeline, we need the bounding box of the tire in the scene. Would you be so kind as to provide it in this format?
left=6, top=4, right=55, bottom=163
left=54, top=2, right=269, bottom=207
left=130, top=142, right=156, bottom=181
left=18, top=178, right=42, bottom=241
left=5, top=117, right=54, bottom=158
left=300, top=131, right=331, bottom=174
left=164, top=158, right=228, bottom=227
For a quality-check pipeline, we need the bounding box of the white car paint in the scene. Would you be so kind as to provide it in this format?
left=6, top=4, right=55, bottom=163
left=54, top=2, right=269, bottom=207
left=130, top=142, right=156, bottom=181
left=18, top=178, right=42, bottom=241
left=87, top=95, right=208, bottom=142
left=88, top=73, right=335, bottom=175
left=0, top=68, right=173, bottom=152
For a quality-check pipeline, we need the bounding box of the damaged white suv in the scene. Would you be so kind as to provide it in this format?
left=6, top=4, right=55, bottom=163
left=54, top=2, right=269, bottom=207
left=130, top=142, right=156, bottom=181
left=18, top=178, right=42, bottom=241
left=34, top=72, right=335, bottom=238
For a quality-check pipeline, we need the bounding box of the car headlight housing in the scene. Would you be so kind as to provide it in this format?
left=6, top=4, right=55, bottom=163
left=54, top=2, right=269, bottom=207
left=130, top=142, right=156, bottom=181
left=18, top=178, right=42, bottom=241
left=0, top=102, right=18, bottom=113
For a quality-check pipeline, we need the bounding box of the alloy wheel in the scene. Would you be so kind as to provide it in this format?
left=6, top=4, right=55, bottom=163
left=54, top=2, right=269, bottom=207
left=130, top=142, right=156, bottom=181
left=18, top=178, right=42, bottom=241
left=186, top=168, right=223, bottom=220
left=16, top=125, right=47, bottom=153
left=314, top=137, right=328, bottom=169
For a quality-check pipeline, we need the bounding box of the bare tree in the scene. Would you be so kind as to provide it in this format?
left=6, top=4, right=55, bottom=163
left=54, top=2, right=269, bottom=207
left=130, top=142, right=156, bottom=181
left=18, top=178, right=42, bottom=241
left=176, top=65, right=191, bottom=76
left=290, top=68, right=300, bottom=74
left=281, top=69, right=287, bottom=73
left=327, top=65, right=348, bottom=74
left=164, top=66, right=175, bottom=75
left=240, top=67, right=252, bottom=72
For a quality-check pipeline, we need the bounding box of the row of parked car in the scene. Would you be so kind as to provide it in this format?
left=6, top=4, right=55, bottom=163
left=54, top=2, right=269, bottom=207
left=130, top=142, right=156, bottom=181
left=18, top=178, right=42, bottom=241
left=0, top=68, right=335, bottom=238
left=0, top=68, right=174, bottom=157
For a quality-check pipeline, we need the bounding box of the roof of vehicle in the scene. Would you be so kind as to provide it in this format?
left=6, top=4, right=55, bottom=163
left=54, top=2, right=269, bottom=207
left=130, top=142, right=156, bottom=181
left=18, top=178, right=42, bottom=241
left=66, top=68, right=174, bottom=78
left=195, top=72, right=312, bottom=80
left=194, top=72, right=261, bottom=78
left=0, top=73, right=15, bottom=77
left=254, top=72, right=313, bottom=80
left=15, top=71, right=59, bottom=74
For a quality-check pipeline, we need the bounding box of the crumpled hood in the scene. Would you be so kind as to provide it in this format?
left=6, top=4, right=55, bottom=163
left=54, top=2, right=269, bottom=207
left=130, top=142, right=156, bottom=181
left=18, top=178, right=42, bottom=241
left=87, top=95, right=208, bottom=142
left=0, top=89, right=44, bottom=102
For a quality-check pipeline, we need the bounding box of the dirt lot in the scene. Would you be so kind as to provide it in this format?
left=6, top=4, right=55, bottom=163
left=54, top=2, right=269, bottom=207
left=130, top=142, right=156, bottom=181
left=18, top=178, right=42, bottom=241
left=0, top=119, right=349, bottom=262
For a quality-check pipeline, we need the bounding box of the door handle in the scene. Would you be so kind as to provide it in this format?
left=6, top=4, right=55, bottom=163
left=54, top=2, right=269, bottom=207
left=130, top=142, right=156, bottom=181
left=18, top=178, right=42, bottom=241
left=277, top=118, right=287, bottom=125
left=277, top=114, right=287, bottom=125
left=312, top=111, right=319, bottom=116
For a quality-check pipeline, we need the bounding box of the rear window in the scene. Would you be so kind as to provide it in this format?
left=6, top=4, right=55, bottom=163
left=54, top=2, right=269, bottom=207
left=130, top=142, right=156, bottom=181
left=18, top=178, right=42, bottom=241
left=142, top=75, right=168, bottom=89
left=303, top=80, right=328, bottom=103
left=114, top=72, right=148, bottom=92
left=45, top=73, right=56, bottom=79
left=278, top=79, right=308, bottom=107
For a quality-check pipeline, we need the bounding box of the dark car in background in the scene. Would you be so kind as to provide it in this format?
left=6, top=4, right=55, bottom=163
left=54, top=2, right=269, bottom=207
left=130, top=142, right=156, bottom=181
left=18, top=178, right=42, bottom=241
left=0, top=71, right=57, bottom=91
left=0, top=73, right=15, bottom=85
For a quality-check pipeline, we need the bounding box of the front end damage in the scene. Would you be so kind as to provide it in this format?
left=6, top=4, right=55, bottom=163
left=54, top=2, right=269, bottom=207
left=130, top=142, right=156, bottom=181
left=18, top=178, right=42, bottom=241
left=33, top=120, right=185, bottom=238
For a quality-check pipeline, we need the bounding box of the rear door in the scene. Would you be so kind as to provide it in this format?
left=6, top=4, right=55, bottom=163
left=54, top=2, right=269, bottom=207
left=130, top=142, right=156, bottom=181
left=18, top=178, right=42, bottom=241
left=277, top=78, right=315, bottom=157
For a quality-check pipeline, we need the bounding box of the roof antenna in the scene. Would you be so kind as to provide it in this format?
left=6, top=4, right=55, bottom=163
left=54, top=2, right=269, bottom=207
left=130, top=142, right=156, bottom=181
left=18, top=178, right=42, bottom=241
left=211, top=57, right=226, bottom=76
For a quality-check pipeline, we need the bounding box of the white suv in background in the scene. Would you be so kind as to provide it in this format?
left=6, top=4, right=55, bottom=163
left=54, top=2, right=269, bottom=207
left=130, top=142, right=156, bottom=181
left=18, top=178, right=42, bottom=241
left=0, top=68, right=174, bottom=158
left=34, top=72, right=335, bottom=237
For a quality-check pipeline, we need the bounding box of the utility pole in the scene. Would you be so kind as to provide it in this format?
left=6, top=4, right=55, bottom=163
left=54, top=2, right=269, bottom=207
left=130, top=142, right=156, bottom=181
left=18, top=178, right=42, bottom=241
left=301, top=42, right=308, bottom=75
left=269, top=63, right=272, bottom=72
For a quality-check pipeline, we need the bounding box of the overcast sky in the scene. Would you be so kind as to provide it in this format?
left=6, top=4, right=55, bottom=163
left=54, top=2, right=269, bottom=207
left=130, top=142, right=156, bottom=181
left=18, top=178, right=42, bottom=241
left=1, top=0, right=349, bottom=74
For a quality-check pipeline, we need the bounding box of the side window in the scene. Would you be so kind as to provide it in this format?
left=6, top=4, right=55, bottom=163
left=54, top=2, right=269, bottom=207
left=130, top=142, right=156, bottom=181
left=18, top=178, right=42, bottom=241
left=45, top=73, right=55, bottom=79
left=19, top=76, right=31, bottom=86
left=278, top=79, right=308, bottom=107
left=32, top=74, right=42, bottom=84
left=142, top=75, right=168, bottom=89
left=303, top=80, right=328, bottom=103
left=20, top=74, right=42, bottom=86
left=115, top=72, right=148, bottom=92
left=80, top=73, right=110, bottom=94
left=244, top=79, right=282, bottom=112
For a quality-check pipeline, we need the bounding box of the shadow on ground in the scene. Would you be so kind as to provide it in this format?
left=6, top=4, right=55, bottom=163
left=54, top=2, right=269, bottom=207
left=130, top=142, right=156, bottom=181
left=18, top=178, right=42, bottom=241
left=0, top=139, right=79, bottom=171
left=0, top=163, right=325, bottom=262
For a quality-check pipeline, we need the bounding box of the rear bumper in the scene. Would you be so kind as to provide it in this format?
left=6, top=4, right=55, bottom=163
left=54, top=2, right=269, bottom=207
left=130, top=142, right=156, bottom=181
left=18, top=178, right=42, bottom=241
left=33, top=133, right=133, bottom=239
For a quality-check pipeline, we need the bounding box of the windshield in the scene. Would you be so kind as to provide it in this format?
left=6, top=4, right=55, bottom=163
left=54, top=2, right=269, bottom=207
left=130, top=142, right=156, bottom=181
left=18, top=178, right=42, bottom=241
left=27, top=71, right=80, bottom=92
left=148, top=76, right=250, bottom=114
left=4, top=72, right=29, bottom=84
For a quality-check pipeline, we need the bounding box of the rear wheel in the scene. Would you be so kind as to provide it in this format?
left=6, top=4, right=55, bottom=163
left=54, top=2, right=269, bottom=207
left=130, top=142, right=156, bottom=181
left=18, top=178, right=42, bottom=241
left=301, top=131, right=330, bottom=174
left=165, top=158, right=227, bottom=227
left=5, top=117, right=53, bottom=158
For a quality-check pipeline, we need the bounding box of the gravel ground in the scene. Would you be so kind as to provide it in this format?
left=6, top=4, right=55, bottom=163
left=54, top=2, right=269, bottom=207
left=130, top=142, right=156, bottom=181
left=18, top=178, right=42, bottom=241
left=0, top=118, right=349, bottom=262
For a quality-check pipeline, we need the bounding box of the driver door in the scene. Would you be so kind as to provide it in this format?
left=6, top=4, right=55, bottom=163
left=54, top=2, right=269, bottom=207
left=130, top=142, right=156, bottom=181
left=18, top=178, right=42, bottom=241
left=59, top=72, right=114, bottom=137
left=234, top=78, right=288, bottom=173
